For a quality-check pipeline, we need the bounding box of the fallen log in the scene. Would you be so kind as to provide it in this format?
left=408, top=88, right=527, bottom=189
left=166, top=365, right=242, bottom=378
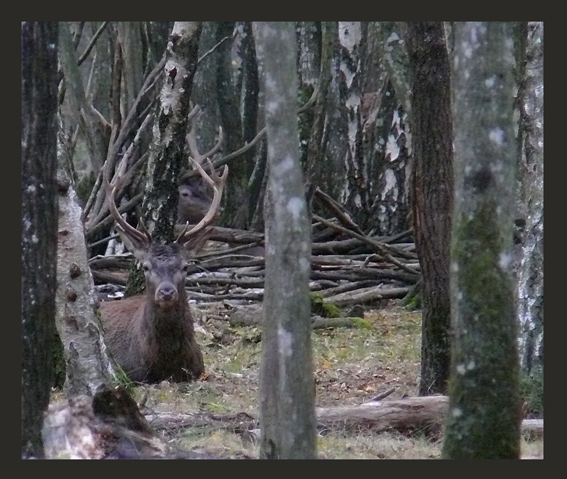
left=324, top=286, right=412, bottom=307
left=146, top=395, right=543, bottom=441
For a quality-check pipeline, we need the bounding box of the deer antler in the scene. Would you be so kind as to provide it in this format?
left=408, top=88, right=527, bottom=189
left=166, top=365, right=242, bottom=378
left=103, top=157, right=151, bottom=248
left=176, top=158, right=228, bottom=247
left=186, top=123, right=224, bottom=168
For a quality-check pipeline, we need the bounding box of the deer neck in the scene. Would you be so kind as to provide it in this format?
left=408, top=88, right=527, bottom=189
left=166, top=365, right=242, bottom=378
left=140, top=289, right=191, bottom=343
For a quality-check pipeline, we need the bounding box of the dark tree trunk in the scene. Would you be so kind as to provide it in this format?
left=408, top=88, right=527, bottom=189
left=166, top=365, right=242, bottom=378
left=296, top=22, right=321, bottom=168
left=21, top=21, right=59, bottom=459
left=191, top=22, right=222, bottom=155
left=215, top=22, right=249, bottom=229
left=443, top=22, right=521, bottom=459
left=406, top=22, right=454, bottom=396
left=305, top=22, right=335, bottom=207
left=239, top=22, right=262, bottom=226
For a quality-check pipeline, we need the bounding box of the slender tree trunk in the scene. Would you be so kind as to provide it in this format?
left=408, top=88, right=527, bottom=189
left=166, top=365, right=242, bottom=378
left=296, top=21, right=320, bottom=171
left=21, top=21, right=59, bottom=459
left=406, top=22, right=454, bottom=396
left=256, top=22, right=317, bottom=460
left=215, top=22, right=249, bottom=229
left=305, top=22, right=335, bottom=207
left=140, top=22, right=202, bottom=240
left=337, top=22, right=367, bottom=226
left=239, top=22, right=262, bottom=226
left=442, top=22, right=521, bottom=459
left=363, top=22, right=412, bottom=237
left=515, top=22, right=544, bottom=382
left=117, top=22, right=144, bottom=117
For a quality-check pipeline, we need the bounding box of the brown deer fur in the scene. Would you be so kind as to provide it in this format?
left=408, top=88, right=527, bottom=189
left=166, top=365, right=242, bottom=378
left=99, top=243, right=204, bottom=383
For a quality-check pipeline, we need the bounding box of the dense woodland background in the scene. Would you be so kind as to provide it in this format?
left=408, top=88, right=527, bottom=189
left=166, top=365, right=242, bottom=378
left=22, top=21, right=543, bottom=459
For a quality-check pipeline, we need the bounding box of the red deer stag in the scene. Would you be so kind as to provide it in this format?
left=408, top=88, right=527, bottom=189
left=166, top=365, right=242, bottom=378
left=98, top=157, right=228, bottom=383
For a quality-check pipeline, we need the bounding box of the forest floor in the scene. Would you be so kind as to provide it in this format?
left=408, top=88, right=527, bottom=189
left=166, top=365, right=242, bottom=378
left=125, top=300, right=544, bottom=460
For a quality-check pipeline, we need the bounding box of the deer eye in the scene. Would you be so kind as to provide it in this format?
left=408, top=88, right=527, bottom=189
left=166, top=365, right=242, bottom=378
left=142, top=263, right=151, bottom=272
left=181, top=264, right=189, bottom=272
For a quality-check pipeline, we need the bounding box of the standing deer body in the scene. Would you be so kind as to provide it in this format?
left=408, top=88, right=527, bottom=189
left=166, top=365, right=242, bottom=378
left=98, top=158, right=228, bottom=383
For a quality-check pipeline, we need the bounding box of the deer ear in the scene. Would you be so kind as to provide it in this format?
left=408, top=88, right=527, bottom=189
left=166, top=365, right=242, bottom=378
left=115, top=226, right=147, bottom=260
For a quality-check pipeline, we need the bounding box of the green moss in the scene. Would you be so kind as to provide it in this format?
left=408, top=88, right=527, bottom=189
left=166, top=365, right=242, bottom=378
left=351, top=318, right=373, bottom=329
left=310, top=293, right=341, bottom=318
left=403, top=292, right=421, bottom=311
left=443, top=200, right=521, bottom=458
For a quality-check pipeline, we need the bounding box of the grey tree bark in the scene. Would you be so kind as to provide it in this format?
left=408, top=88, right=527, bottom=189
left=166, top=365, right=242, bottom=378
left=515, top=22, right=543, bottom=383
left=21, top=21, right=59, bottom=459
left=55, top=163, right=121, bottom=397
left=255, top=22, right=317, bottom=460
left=117, top=22, right=144, bottom=117
left=443, top=22, right=522, bottom=459
left=406, top=22, right=454, bottom=396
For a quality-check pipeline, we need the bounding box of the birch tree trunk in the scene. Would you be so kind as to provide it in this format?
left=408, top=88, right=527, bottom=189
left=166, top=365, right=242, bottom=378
left=443, top=22, right=522, bottom=459
left=336, top=22, right=367, bottom=227
left=125, top=22, right=202, bottom=295
left=363, top=22, right=412, bottom=237
left=55, top=163, right=121, bottom=397
left=255, top=21, right=317, bottom=460
left=22, top=21, right=59, bottom=459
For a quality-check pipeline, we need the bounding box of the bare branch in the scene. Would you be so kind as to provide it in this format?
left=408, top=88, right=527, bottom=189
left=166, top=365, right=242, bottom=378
left=78, top=21, right=110, bottom=66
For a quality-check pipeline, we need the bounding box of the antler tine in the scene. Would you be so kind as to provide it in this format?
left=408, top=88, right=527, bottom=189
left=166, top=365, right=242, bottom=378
left=103, top=160, right=151, bottom=246
left=176, top=159, right=228, bottom=246
left=186, top=112, right=224, bottom=167
left=200, top=126, right=223, bottom=165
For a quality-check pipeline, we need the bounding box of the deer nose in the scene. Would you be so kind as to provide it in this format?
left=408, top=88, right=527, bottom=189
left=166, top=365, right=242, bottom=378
left=156, top=284, right=178, bottom=302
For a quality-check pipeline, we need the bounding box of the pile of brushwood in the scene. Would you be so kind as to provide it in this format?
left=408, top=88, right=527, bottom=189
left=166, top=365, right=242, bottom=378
left=89, top=194, right=420, bottom=312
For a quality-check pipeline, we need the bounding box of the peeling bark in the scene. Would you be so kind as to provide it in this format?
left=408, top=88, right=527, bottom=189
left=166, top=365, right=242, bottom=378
left=55, top=164, right=121, bottom=397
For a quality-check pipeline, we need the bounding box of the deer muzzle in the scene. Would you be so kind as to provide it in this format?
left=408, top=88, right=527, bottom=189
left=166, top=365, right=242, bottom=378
left=154, top=282, right=179, bottom=307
